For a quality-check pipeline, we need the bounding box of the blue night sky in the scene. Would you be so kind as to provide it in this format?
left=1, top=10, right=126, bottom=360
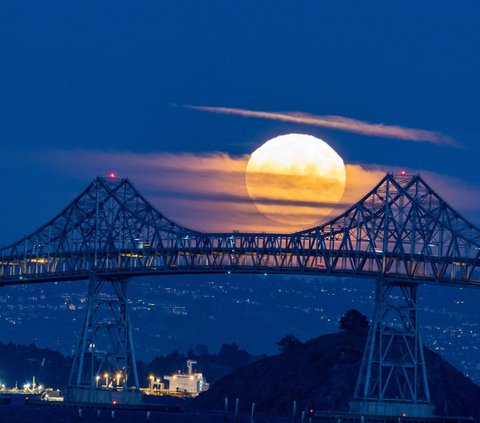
left=1, top=1, right=480, bottom=242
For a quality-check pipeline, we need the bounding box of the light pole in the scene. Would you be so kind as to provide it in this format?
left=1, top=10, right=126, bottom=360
left=104, top=373, right=109, bottom=388
left=149, top=375, right=154, bottom=394
left=116, top=372, right=121, bottom=387
left=95, top=375, right=100, bottom=388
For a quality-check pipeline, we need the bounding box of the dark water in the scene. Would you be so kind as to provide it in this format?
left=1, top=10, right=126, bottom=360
left=0, top=405, right=293, bottom=423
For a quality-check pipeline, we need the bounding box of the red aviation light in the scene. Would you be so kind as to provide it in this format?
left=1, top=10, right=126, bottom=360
left=107, top=172, right=117, bottom=179
left=400, top=170, right=407, bottom=176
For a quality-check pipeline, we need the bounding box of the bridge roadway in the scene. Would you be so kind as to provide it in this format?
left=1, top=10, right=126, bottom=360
left=0, top=243, right=479, bottom=287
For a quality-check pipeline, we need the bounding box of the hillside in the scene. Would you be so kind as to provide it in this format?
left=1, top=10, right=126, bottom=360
left=191, top=329, right=480, bottom=417
left=0, top=342, right=71, bottom=389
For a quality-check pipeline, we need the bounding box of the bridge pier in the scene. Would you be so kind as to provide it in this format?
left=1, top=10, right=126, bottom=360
left=351, top=278, right=434, bottom=417
left=68, top=276, right=139, bottom=395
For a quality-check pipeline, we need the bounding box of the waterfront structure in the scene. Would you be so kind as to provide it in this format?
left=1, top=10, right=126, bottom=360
left=163, top=360, right=209, bottom=396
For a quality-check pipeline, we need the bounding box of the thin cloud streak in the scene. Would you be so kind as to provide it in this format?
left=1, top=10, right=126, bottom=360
left=185, top=105, right=457, bottom=147
left=159, top=189, right=352, bottom=210
left=41, top=150, right=480, bottom=232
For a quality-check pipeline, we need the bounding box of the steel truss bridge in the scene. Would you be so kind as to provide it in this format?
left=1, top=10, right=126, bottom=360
left=1, top=173, right=479, bottom=416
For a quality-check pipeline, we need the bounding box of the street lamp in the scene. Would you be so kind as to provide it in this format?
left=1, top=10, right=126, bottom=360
left=104, top=373, right=109, bottom=388
left=95, top=375, right=100, bottom=388
left=149, top=375, right=154, bottom=394
left=116, top=372, right=121, bottom=387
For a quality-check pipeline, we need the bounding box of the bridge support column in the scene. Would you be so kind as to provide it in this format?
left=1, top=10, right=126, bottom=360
left=350, top=278, right=434, bottom=417
left=68, top=276, right=139, bottom=391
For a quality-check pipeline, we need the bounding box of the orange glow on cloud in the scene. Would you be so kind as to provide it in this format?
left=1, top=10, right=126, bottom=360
left=43, top=150, right=480, bottom=232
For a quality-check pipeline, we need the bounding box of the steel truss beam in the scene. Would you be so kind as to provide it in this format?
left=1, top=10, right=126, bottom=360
left=1, top=173, right=480, bottom=287
left=68, top=276, right=138, bottom=389
left=354, top=278, right=430, bottom=404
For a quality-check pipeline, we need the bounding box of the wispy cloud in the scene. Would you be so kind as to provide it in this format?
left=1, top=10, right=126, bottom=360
left=184, top=105, right=457, bottom=147
left=40, top=150, right=479, bottom=232
left=41, top=150, right=379, bottom=232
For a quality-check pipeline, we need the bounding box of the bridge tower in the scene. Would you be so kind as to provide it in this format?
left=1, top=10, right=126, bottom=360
left=68, top=276, right=139, bottom=391
left=350, top=277, right=434, bottom=416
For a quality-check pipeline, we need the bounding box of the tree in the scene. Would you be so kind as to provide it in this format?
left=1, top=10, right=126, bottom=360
left=339, top=309, right=369, bottom=330
left=218, top=343, right=250, bottom=368
left=276, top=334, right=302, bottom=353
left=194, top=344, right=209, bottom=357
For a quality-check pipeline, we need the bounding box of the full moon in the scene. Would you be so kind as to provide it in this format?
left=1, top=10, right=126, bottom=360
left=245, top=133, right=347, bottom=226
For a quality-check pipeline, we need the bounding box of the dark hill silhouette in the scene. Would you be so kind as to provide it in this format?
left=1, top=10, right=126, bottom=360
left=0, top=342, right=71, bottom=389
left=191, top=329, right=480, bottom=417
